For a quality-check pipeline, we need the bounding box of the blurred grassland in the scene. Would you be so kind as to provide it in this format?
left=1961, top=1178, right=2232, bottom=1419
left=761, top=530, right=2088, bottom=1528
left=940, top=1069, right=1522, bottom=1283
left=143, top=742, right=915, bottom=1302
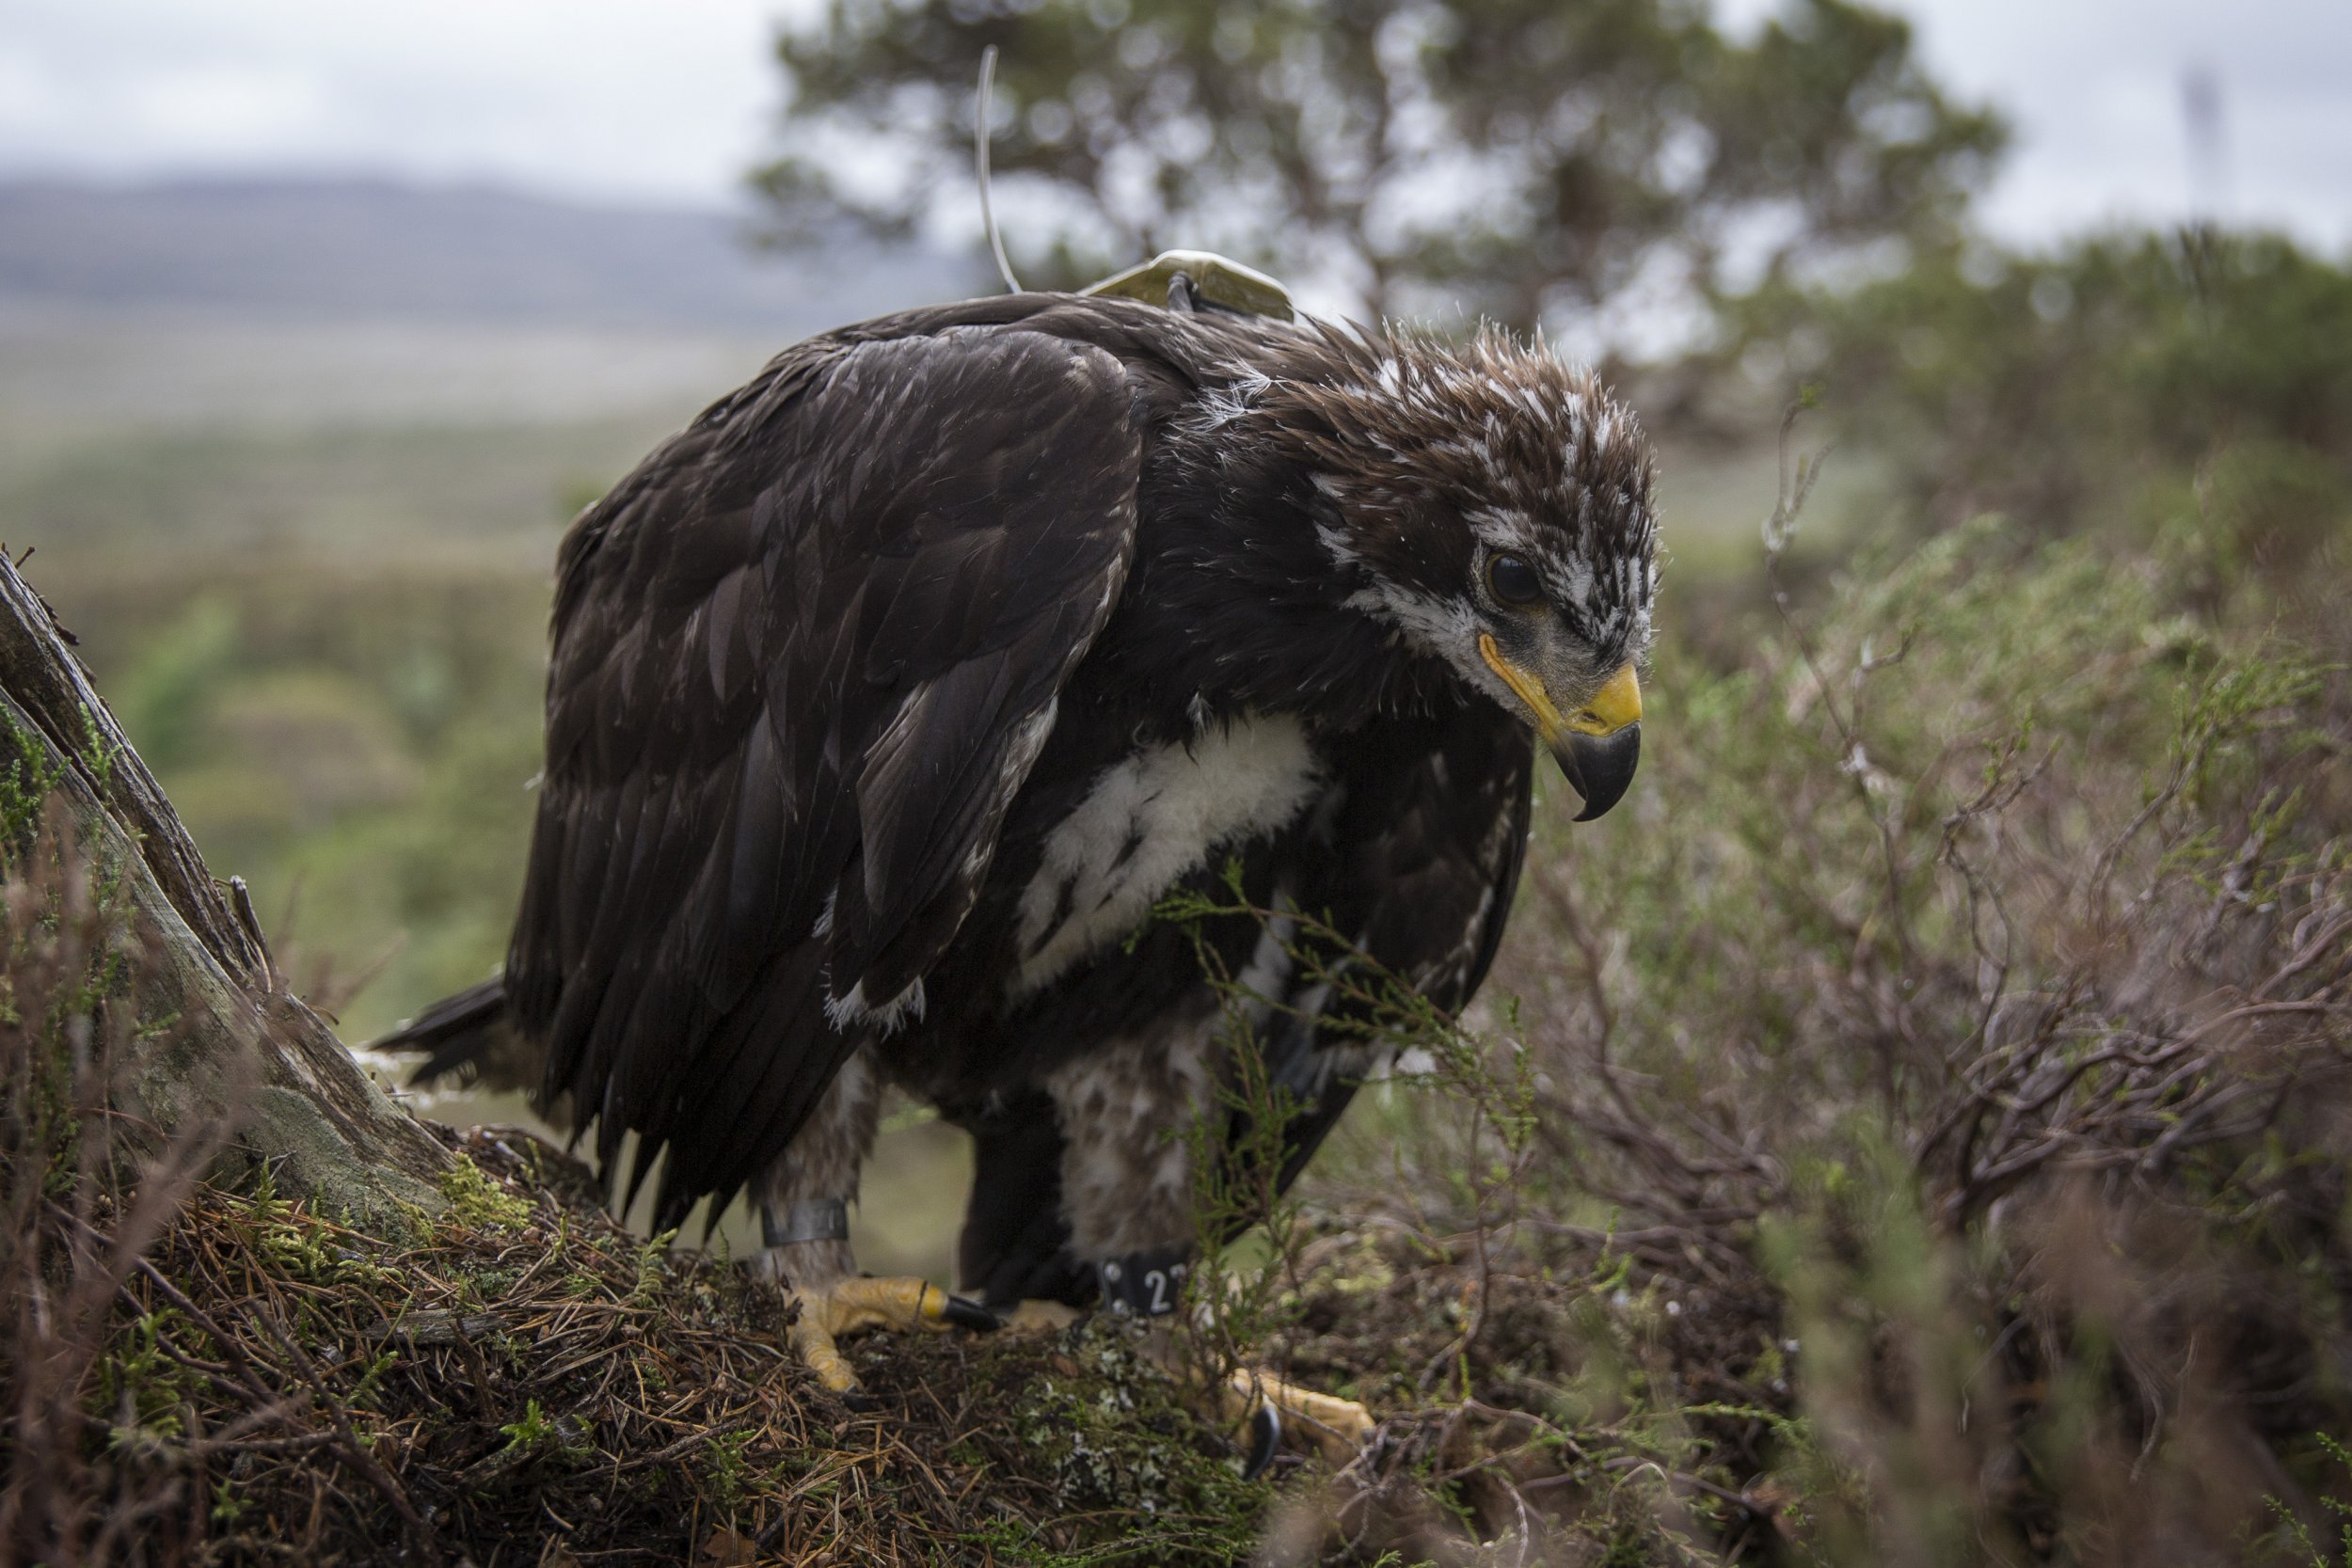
left=1, top=421, right=641, bottom=562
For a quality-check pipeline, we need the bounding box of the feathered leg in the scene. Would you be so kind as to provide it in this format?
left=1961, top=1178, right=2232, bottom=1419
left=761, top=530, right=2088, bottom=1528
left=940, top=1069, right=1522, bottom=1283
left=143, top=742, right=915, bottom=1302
left=1042, top=1019, right=1374, bottom=1471
left=755, top=1049, right=994, bottom=1393
left=1041, top=1015, right=1223, bottom=1262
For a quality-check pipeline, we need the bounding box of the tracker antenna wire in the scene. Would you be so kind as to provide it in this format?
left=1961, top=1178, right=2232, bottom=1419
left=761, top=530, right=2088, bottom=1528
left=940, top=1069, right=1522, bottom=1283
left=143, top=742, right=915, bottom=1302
left=976, top=46, right=1023, bottom=294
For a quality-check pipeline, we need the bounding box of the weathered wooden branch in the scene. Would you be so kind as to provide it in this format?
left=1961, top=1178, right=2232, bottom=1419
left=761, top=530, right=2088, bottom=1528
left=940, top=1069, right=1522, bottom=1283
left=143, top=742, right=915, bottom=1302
left=0, top=552, right=450, bottom=1221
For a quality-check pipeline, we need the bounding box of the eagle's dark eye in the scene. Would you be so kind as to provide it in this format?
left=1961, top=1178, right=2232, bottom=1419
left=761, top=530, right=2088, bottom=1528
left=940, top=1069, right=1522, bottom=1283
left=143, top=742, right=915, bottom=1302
left=1486, top=553, right=1544, bottom=608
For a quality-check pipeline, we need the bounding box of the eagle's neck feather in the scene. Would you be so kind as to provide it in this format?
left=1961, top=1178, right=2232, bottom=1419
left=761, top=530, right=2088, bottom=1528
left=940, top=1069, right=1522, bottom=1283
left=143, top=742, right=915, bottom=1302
left=1103, top=423, right=1455, bottom=734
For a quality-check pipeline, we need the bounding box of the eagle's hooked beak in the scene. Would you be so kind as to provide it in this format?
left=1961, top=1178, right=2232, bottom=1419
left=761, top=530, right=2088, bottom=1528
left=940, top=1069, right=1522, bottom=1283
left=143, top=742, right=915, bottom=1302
left=1478, top=635, right=1643, bottom=821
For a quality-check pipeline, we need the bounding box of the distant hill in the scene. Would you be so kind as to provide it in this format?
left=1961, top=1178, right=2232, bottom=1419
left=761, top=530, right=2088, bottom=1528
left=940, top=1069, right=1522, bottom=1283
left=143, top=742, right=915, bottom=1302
left=0, top=178, right=972, bottom=334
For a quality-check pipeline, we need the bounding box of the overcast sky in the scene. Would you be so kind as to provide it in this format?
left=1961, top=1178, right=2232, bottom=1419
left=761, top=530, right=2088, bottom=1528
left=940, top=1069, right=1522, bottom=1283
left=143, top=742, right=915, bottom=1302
left=2, top=0, right=2345, bottom=251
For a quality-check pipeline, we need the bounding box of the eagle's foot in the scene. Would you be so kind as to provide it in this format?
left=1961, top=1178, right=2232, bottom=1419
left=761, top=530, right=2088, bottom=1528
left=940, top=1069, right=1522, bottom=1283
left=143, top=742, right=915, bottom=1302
left=1222, top=1368, right=1375, bottom=1470
left=787, top=1277, right=999, bottom=1395
left=998, top=1299, right=1087, bottom=1333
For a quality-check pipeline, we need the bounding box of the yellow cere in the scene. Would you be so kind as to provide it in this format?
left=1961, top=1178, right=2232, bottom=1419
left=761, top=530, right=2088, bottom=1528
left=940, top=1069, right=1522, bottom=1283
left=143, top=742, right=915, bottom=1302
left=1568, top=663, right=1642, bottom=736
left=1477, top=634, right=1641, bottom=740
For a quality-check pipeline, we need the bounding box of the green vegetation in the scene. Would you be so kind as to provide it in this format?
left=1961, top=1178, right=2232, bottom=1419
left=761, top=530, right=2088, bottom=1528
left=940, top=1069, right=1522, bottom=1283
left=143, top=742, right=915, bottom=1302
left=1726, top=228, right=2352, bottom=576
left=1289, top=497, right=2352, bottom=1558
left=56, top=568, right=550, bottom=1041
left=437, top=1151, right=536, bottom=1232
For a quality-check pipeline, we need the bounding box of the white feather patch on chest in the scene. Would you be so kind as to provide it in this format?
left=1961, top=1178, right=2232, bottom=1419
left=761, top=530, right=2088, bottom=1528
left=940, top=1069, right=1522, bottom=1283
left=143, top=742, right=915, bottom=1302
left=1013, top=714, right=1322, bottom=996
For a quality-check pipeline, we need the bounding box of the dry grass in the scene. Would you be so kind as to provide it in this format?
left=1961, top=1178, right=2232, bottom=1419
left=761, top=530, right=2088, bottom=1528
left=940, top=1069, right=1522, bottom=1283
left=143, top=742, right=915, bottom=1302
left=0, top=809, right=255, bottom=1561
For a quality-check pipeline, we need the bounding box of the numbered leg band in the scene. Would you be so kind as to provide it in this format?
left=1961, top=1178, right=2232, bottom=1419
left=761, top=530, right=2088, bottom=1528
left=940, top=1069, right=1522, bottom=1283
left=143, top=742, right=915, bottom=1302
left=1096, top=1247, right=1190, bottom=1317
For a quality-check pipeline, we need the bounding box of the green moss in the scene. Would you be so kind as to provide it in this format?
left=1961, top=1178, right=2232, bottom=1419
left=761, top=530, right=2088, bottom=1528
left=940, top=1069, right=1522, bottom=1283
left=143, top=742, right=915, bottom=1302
left=0, top=709, right=64, bottom=863
left=703, top=1430, right=754, bottom=1508
left=95, top=1310, right=202, bottom=1450
left=497, top=1398, right=588, bottom=1461
left=437, top=1150, right=533, bottom=1232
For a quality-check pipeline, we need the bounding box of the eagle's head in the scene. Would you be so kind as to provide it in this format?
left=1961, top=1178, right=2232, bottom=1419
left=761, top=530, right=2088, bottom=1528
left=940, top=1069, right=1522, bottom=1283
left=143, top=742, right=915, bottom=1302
left=1263, top=325, right=1658, bottom=819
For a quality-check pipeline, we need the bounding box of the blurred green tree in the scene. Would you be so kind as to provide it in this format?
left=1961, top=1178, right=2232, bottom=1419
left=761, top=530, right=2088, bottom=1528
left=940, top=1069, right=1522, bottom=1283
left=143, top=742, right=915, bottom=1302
left=755, top=0, right=2004, bottom=337
left=1725, top=229, right=2352, bottom=575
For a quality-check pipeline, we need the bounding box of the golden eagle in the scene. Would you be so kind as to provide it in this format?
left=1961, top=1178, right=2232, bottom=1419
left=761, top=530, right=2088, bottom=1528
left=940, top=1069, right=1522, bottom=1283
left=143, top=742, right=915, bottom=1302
left=386, top=263, right=1654, bottom=1424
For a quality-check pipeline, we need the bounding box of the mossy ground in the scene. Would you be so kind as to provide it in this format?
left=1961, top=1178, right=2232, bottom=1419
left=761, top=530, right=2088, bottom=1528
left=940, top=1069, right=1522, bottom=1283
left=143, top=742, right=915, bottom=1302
left=42, top=1107, right=1812, bottom=1567
left=61, top=1124, right=1300, bottom=1567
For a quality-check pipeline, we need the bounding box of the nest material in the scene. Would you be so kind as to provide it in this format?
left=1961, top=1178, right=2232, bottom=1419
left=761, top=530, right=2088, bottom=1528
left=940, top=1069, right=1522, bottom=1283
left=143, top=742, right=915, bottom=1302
left=26, top=1107, right=1794, bottom=1568
left=67, top=1125, right=1269, bottom=1568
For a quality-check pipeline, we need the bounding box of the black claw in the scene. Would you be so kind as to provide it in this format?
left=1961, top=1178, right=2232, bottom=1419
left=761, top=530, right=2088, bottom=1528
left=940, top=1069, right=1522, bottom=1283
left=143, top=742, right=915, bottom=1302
left=1242, top=1403, right=1282, bottom=1481
left=839, top=1388, right=883, bottom=1414
left=943, top=1294, right=1001, bottom=1332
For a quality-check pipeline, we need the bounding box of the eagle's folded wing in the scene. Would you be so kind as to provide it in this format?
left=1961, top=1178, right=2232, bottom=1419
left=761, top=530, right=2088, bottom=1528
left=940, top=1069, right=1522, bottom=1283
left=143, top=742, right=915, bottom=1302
left=508, top=325, right=1142, bottom=1227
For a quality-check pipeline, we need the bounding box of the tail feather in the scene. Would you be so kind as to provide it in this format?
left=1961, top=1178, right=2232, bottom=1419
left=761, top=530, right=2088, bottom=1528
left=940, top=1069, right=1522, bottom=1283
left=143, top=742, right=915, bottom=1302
left=372, top=975, right=529, bottom=1089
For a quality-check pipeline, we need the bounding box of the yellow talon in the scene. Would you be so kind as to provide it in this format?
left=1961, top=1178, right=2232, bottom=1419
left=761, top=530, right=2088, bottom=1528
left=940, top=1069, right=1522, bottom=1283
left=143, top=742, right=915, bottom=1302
left=786, top=1277, right=997, bottom=1395
left=1223, top=1368, right=1375, bottom=1463
left=788, top=1308, right=865, bottom=1394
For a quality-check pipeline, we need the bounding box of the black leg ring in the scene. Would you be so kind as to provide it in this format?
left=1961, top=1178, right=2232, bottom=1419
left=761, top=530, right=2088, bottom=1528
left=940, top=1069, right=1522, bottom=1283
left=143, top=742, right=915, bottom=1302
left=1096, top=1246, right=1191, bottom=1317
